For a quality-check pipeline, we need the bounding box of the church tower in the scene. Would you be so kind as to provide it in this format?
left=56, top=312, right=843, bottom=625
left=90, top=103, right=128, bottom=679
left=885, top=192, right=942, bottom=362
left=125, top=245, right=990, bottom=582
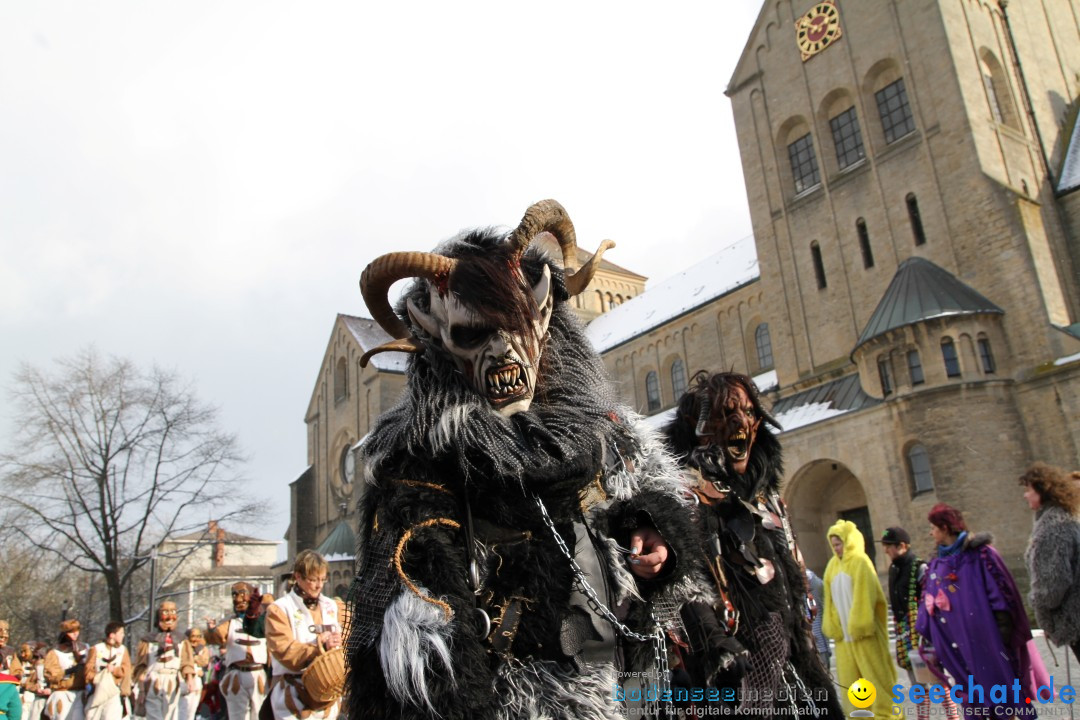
left=724, top=0, right=1080, bottom=574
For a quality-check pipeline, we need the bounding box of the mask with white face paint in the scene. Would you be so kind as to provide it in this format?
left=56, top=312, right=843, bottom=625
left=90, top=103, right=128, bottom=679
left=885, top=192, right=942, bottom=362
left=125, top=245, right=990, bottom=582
left=358, top=200, right=615, bottom=417
left=406, top=265, right=553, bottom=416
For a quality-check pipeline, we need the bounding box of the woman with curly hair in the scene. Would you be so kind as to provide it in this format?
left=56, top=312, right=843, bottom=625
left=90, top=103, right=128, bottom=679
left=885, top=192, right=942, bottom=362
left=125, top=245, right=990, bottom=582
left=1021, top=463, right=1080, bottom=662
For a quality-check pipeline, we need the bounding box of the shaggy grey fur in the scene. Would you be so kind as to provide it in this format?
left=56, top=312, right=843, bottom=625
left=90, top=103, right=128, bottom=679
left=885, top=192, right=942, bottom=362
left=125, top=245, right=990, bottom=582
left=1025, top=505, right=1080, bottom=646
left=492, top=660, right=620, bottom=720
left=379, top=588, right=455, bottom=713
left=351, top=232, right=707, bottom=720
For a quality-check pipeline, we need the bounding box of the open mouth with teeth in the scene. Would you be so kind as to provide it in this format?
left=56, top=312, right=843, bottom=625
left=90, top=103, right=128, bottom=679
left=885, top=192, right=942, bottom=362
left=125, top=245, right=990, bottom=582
left=726, top=429, right=750, bottom=461
left=485, top=363, right=529, bottom=406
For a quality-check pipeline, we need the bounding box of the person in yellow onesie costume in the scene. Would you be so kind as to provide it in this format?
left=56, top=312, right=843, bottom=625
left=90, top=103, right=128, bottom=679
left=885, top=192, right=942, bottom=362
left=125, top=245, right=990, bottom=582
left=822, top=520, right=896, bottom=720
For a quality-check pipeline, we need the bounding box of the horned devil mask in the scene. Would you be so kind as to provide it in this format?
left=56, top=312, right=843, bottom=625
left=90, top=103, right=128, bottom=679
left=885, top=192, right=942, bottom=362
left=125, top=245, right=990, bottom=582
left=693, top=373, right=777, bottom=475
left=359, top=200, right=613, bottom=416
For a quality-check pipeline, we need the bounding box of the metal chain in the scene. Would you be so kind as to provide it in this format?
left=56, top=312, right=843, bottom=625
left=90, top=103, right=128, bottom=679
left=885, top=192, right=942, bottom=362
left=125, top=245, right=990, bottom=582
left=533, top=494, right=671, bottom=715
left=648, top=612, right=672, bottom=718
left=787, top=661, right=818, bottom=714
left=533, top=494, right=654, bottom=642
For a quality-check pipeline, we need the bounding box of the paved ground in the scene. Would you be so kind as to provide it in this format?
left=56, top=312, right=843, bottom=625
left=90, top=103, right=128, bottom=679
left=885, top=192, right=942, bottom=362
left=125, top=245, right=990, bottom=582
left=824, top=631, right=1080, bottom=718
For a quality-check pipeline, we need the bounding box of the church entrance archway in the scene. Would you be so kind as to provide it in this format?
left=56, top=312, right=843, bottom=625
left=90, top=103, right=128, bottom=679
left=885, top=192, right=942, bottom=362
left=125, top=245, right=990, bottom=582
left=784, top=459, right=875, bottom=575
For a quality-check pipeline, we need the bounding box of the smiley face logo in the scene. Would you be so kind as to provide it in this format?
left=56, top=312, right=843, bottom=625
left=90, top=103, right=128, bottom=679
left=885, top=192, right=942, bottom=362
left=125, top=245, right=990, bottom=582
left=848, top=678, right=876, bottom=709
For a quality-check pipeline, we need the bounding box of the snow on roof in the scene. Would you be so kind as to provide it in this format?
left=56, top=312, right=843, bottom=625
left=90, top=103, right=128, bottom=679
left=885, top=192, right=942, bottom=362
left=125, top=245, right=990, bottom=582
left=1055, top=351, right=1080, bottom=367
left=340, top=315, right=408, bottom=373
left=586, top=236, right=759, bottom=353
left=753, top=369, right=778, bottom=393
left=773, top=401, right=851, bottom=433
left=323, top=553, right=354, bottom=563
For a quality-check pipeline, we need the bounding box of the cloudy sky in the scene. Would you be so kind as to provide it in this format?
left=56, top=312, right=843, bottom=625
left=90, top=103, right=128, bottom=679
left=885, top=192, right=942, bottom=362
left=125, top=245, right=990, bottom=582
left=0, top=1, right=762, bottom=551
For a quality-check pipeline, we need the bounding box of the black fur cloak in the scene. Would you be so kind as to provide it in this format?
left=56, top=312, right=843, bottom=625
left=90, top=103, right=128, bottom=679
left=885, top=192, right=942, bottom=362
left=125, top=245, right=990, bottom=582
left=665, top=409, right=844, bottom=717
left=346, top=231, right=708, bottom=720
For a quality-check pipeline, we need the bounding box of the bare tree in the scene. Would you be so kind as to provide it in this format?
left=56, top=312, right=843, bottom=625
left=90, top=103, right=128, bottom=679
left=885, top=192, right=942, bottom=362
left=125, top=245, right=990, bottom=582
left=1, top=347, right=261, bottom=624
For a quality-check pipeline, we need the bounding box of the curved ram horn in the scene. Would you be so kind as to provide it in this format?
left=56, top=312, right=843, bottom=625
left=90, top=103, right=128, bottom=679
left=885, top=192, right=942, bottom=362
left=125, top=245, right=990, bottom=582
left=505, top=199, right=614, bottom=296
left=358, top=251, right=457, bottom=367
left=506, top=199, right=576, bottom=259
left=360, top=338, right=426, bottom=368
left=566, top=238, right=615, bottom=296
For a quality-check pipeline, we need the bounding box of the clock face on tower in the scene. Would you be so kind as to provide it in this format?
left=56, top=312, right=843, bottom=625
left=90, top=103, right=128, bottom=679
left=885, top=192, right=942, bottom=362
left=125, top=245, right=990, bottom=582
left=795, top=0, right=842, bottom=62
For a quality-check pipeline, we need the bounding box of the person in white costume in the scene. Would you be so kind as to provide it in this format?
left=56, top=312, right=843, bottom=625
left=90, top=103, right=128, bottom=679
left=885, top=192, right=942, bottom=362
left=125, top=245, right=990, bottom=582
left=85, top=623, right=132, bottom=720
left=206, top=584, right=269, bottom=720
left=177, top=629, right=209, bottom=720
left=134, top=603, right=182, bottom=720
left=43, top=620, right=88, bottom=720
left=266, top=552, right=343, bottom=720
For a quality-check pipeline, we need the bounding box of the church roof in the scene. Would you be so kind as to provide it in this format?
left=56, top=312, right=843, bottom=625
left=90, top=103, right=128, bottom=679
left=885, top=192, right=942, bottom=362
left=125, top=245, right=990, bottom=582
left=771, top=374, right=879, bottom=433
left=340, top=315, right=408, bottom=373
left=854, top=257, right=1003, bottom=351
left=586, top=235, right=759, bottom=353
left=315, top=519, right=356, bottom=560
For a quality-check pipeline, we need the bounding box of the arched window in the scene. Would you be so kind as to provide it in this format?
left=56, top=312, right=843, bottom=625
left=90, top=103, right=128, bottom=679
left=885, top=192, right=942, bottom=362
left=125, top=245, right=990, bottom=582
left=334, top=357, right=347, bottom=402
left=907, top=193, right=927, bottom=246
left=645, top=372, right=661, bottom=412
left=941, top=338, right=961, bottom=377
left=830, top=106, right=865, bottom=170
left=875, top=78, right=916, bottom=144
left=596, top=289, right=605, bottom=312
left=670, top=359, right=687, bottom=400
left=982, top=61, right=1004, bottom=124
left=907, top=349, right=925, bottom=386
left=978, top=336, right=996, bottom=374
left=755, top=323, right=774, bottom=370
left=878, top=356, right=894, bottom=397
left=811, top=242, right=827, bottom=289
left=908, top=443, right=935, bottom=494
left=979, top=51, right=1017, bottom=128
left=856, top=218, right=874, bottom=269
left=788, top=132, right=821, bottom=194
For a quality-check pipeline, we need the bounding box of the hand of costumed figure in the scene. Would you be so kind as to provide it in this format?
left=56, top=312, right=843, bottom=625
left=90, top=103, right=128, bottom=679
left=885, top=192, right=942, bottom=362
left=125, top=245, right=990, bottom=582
left=628, top=526, right=669, bottom=578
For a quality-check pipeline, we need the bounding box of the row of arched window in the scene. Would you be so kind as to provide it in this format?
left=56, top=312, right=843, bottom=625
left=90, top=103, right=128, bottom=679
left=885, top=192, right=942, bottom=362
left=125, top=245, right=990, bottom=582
left=809, top=194, right=927, bottom=290
left=788, top=77, right=917, bottom=197
left=645, top=359, right=686, bottom=412
left=642, top=324, right=774, bottom=413
left=596, top=289, right=632, bottom=312
left=878, top=335, right=995, bottom=396
left=786, top=46, right=1016, bottom=201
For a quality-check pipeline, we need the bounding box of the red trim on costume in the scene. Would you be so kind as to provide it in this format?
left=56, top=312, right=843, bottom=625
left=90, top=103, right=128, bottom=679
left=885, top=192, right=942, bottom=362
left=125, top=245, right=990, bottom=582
left=0, top=672, right=17, bottom=683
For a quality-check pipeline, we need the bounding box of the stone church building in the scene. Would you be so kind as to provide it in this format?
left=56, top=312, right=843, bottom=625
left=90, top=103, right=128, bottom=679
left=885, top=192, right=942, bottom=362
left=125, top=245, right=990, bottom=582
left=285, top=0, right=1080, bottom=587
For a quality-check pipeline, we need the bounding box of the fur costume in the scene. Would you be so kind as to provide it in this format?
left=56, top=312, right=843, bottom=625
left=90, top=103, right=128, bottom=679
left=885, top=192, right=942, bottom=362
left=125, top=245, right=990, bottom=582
left=1025, top=504, right=1080, bottom=647
left=346, top=202, right=706, bottom=720
left=663, top=372, right=842, bottom=717
left=822, top=520, right=895, bottom=720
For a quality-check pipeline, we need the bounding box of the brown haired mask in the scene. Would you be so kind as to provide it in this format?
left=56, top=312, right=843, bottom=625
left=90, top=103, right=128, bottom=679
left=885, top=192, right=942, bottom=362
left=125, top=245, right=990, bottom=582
left=408, top=263, right=553, bottom=417
left=697, top=381, right=762, bottom=475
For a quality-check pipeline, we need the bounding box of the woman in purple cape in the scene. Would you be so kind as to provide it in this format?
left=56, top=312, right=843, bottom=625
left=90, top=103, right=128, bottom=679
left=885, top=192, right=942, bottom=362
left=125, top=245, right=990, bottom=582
left=916, top=503, right=1050, bottom=712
